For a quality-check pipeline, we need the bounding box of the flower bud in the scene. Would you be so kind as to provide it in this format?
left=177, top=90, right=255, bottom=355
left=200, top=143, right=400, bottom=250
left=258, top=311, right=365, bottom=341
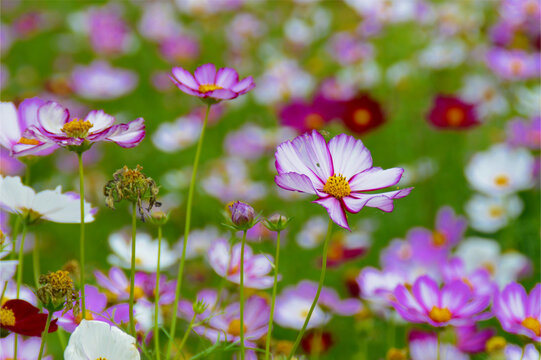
left=193, top=299, right=209, bottom=315
left=264, top=213, right=290, bottom=232
left=228, top=201, right=255, bottom=230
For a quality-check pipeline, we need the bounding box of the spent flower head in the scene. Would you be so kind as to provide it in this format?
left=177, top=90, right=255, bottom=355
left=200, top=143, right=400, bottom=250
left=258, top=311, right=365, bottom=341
left=104, top=165, right=160, bottom=221
left=37, top=270, right=79, bottom=314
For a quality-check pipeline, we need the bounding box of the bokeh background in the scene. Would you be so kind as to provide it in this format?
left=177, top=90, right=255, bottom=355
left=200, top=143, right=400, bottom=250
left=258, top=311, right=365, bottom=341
left=1, top=0, right=539, bottom=359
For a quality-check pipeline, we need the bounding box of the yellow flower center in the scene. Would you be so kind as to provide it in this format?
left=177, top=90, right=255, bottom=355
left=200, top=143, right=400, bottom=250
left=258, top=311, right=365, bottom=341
left=75, top=311, right=94, bottom=324
left=494, top=175, right=510, bottom=187
left=387, top=348, right=408, bottom=360
left=431, top=231, right=447, bottom=247
left=510, top=59, right=524, bottom=75
left=18, top=137, right=40, bottom=145
left=485, top=336, right=506, bottom=353
left=96, top=358, right=108, bottom=360
left=446, top=107, right=465, bottom=126
left=125, top=286, right=145, bottom=300
left=305, top=113, right=324, bottom=129
left=353, top=109, right=371, bottom=126
left=323, top=174, right=351, bottom=199
left=521, top=317, right=541, bottom=337
left=61, top=119, right=93, bottom=138
left=198, top=84, right=222, bottom=93
left=227, top=319, right=246, bottom=337
left=428, top=306, right=452, bottom=323
left=0, top=308, right=16, bottom=326
left=489, top=206, right=504, bottom=218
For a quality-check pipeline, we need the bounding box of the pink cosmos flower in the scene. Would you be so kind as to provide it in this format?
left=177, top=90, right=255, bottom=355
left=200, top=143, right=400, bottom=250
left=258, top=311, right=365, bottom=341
left=0, top=333, right=52, bottom=360
left=94, top=267, right=147, bottom=303
left=408, top=330, right=469, bottom=360
left=507, top=116, right=541, bottom=149
left=486, top=48, right=540, bottom=81
left=0, top=97, right=58, bottom=156
left=170, top=63, right=254, bottom=101
left=454, top=324, right=495, bottom=354
left=391, top=275, right=491, bottom=327
left=440, top=257, right=497, bottom=298
left=13, top=101, right=144, bottom=156
left=493, top=282, right=540, bottom=341
left=505, top=343, right=540, bottom=360
left=274, top=130, right=412, bottom=230
left=207, top=238, right=275, bottom=289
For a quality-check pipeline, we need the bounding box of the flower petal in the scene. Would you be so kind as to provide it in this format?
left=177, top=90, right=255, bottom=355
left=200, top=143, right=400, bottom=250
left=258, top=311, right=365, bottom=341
left=231, top=76, right=255, bottom=94
left=0, top=102, right=21, bottom=147
left=290, top=130, right=333, bottom=184
left=441, top=280, right=471, bottom=311
left=275, top=138, right=324, bottom=187
left=275, top=172, right=317, bottom=194
left=18, top=97, right=46, bottom=130
left=85, top=110, right=115, bottom=133
left=327, top=133, right=372, bottom=179
left=207, top=88, right=237, bottom=100
left=342, top=188, right=412, bottom=213
left=105, top=118, right=145, bottom=148
left=412, top=275, right=440, bottom=312
left=313, top=196, right=349, bottom=230
left=171, top=67, right=198, bottom=89
left=194, top=63, right=217, bottom=85
left=215, top=67, right=239, bottom=89
left=37, top=101, right=69, bottom=135
left=348, top=167, right=404, bottom=192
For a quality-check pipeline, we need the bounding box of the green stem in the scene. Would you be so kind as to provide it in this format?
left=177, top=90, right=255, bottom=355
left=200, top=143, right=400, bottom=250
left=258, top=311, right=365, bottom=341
left=264, top=230, right=281, bottom=360
left=154, top=225, right=162, bottom=359
left=239, top=230, right=247, bottom=360
left=176, top=314, right=196, bottom=359
left=57, top=329, right=67, bottom=349
left=37, top=311, right=53, bottom=360
left=165, top=103, right=211, bottom=359
left=287, top=219, right=333, bottom=360
left=10, top=216, right=21, bottom=259
left=33, top=235, right=40, bottom=288
left=436, top=331, right=440, bottom=360
left=14, top=224, right=27, bottom=360
left=77, top=152, right=86, bottom=319
left=129, top=201, right=137, bottom=337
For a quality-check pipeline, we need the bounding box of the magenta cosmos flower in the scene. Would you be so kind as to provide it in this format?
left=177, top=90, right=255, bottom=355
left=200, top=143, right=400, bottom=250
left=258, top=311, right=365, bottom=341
left=170, top=63, right=254, bottom=102
left=274, top=130, right=412, bottom=230
left=12, top=101, right=144, bottom=156
left=391, top=275, right=491, bottom=327
left=493, top=282, right=540, bottom=341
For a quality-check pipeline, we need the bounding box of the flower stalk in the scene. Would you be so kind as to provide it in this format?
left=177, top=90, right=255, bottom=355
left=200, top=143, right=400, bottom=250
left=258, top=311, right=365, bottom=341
left=288, top=219, right=333, bottom=360
left=265, top=230, right=281, bottom=360
left=37, top=311, right=53, bottom=360
left=77, top=152, right=86, bottom=319
left=166, top=103, right=211, bottom=359
left=129, top=201, right=137, bottom=337
left=239, top=229, right=247, bottom=360
left=154, top=224, right=162, bottom=359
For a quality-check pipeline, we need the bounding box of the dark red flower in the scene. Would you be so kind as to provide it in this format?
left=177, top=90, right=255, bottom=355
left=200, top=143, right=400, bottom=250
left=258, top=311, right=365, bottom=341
left=341, top=94, right=385, bottom=134
left=279, top=97, right=343, bottom=134
left=0, top=299, right=58, bottom=337
left=427, top=95, right=479, bottom=129
left=301, top=330, right=333, bottom=355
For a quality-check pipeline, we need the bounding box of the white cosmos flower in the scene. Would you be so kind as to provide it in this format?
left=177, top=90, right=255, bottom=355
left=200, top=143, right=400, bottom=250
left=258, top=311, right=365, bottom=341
left=64, top=320, right=140, bottom=360
left=460, top=75, right=508, bottom=119
left=465, top=144, right=534, bottom=196
left=0, top=235, right=17, bottom=282
left=465, top=194, right=523, bottom=233
left=0, top=176, right=96, bottom=223
left=456, top=237, right=531, bottom=287
left=108, top=230, right=178, bottom=272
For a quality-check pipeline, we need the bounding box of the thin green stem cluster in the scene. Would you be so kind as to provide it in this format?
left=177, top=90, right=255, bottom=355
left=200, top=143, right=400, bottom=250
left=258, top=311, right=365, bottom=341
left=264, top=230, right=281, bottom=360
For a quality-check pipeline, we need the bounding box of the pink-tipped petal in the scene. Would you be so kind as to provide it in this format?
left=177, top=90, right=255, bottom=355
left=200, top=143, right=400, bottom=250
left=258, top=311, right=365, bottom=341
left=291, top=130, right=334, bottom=184
left=37, top=101, right=69, bottom=135
left=172, top=67, right=199, bottom=89
left=275, top=172, right=317, bottom=194
left=412, top=275, right=440, bottom=312
left=0, top=102, right=21, bottom=147
left=17, top=97, right=46, bottom=130
left=528, top=284, right=541, bottom=318
left=169, top=75, right=204, bottom=96
left=343, top=188, right=412, bottom=213
left=105, top=118, right=145, bottom=148
left=441, top=281, right=471, bottom=311
left=194, top=63, right=217, bottom=85
left=231, top=76, right=255, bottom=94
left=327, top=134, right=372, bottom=179
left=275, top=140, right=324, bottom=187
left=215, top=67, right=239, bottom=89
left=85, top=110, right=115, bottom=133
left=348, top=167, right=404, bottom=192
left=207, top=88, right=238, bottom=100
left=313, top=196, right=349, bottom=230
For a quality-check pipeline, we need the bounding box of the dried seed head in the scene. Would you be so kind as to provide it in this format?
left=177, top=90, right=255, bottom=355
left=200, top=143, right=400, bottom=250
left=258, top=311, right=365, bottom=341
left=37, top=270, right=79, bottom=314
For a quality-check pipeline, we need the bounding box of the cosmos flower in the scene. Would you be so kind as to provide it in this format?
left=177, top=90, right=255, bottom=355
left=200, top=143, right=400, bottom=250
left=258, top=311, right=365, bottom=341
left=94, top=267, right=147, bottom=303
left=279, top=98, right=339, bottom=134
left=456, top=237, right=531, bottom=287
left=493, top=282, right=540, bottom=341
left=341, top=94, right=385, bottom=135
left=408, top=330, right=469, bottom=360
left=391, top=275, right=491, bottom=327
left=87, top=7, right=132, bottom=56
left=0, top=176, right=96, bottom=223
left=440, top=257, right=497, bottom=298
left=71, top=61, right=138, bottom=100
left=486, top=48, right=540, bottom=81
left=207, top=238, right=275, bottom=289
left=64, top=320, right=140, bottom=360
left=465, top=194, right=523, bottom=233
left=274, top=130, right=412, bottom=230
left=0, top=299, right=58, bottom=336
left=454, top=325, right=495, bottom=354
left=459, top=75, right=508, bottom=119
left=274, top=281, right=362, bottom=330
left=13, top=101, right=145, bottom=156
left=170, top=63, right=254, bottom=101
left=152, top=114, right=202, bottom=153
left=505, top=343, right=540, bottom=360
left=108, top=230, right=178, bottom=272
left=465, top=144, right=534, bottom=196
left=0, top=97, right=58, bottom=156
left=0, top=333, right=52, bottom=360
left=427, top=95, right=479, bottom=129
left=507, top=116, right=541, bottom=149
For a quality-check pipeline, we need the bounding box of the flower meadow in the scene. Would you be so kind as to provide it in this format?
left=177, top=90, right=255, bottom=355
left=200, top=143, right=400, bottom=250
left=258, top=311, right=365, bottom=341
left=0, top=0, right=540, bottom=359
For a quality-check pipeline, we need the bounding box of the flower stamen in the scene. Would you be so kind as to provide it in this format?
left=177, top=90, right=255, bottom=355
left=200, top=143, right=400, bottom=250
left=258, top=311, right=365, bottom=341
left=521, top=317, right=541, bottom=337
left=428, top=306, right=452, bottom=323
left=0, top=308, right=15, bottom=326
left=18, top=137, right=40, bottom=145
left=323, top=174, right=351, bottom=199
left=198, top=84, right=223, bottom=93
left=228, top=318, right=247, bottom=337
left=61, top=119, right=93, bottom=138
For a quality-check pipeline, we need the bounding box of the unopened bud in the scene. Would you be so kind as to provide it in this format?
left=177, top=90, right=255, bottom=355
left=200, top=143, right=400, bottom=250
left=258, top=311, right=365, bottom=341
left=264, top=213, right=290, bottom=232
left=228, top=201, right=255, bottom=230
left=193, top=299, right=209, bottom=315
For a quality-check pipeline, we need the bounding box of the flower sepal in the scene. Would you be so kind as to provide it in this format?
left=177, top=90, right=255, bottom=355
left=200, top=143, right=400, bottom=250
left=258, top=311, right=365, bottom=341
left=223, top=201, right=259, bottom=231
left=65, top=140, right=93, bottom=155
left=264, top=213, right=291, bottom=232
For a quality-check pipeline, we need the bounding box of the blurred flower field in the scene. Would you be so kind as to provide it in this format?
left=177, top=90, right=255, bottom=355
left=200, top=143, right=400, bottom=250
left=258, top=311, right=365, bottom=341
left=0, top=0, right=540, bottom=359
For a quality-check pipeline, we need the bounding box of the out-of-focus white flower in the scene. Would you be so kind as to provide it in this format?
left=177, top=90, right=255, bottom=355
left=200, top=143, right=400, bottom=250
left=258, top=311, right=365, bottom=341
left=0, top=176, right=96, bottom=223
left=465, top=194, right=523, bottom=233
left=397, top=158, right=438, bottom=186
left=465, top=144, right=534, bottom=196
left=297, top=216, right=328, bottom=249
left=152, top=115, right=202, bottom=153
left=108, top=230, right=178, bottom=272
left=460, top=75, right=508, bottom=119
left=515, top=85, right=541, bottom=117
left=456, top=237, right=531, bottom=287
left=64, top=320, right=140, bottom=360
left=71, top=61, right=138, bottom=100
left=418, top=38, right=466, bottom=69
left=176, top=226, right=221, bottom=260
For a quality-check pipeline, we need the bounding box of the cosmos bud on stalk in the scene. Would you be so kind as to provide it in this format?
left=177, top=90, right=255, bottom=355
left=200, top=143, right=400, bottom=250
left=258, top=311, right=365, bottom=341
left=193, top=299, right=209, bottom=315
left=37, top=270, right=79, bottom=314
left=103, top=165, right=160, bottom=221
left=226, top=201, right=256, bottom=230
left=264, top=213, right=291, bottom=232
